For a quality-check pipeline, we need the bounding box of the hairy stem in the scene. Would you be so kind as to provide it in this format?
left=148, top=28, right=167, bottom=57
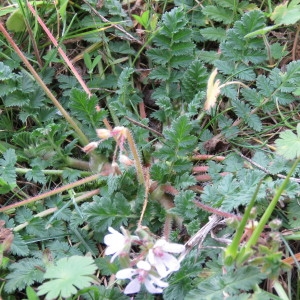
left=0, top=173, right=101, bottom=213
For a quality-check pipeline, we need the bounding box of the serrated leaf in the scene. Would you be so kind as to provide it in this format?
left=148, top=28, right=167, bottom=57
left=163, top=115, right=197, bottom=155
left=182, top=60, right=208, bottom=101
left=147, top=48, right=171, bottom=65
left=0, top=148, right=17, bottom=185
left=160, top=7, right=188, bottom=36
left=186, top=266, right=266, bottom=300
left=197, top=50, right=219, bottom=63
left=5, top=258, right=44, bottom=293
left=37, top=256, right=97, bottom=299
left=171, top=190, right=197, bottom=219
left=202, top=5, right=233, bottom=24
left=10, top=231, right=29, bottom=256
left=149, top=66, right=170, bottom=80
left=0, top=62, right=15, bottom=80
left=25, top=166, right=47, bottom=184
left=170, top=42, right=195, bottom=56
left=69, top=88, right=106, bottom=125
left=200, top=27, right=226, bottom=42
left=4, top=91, right=30, bottom=107
left=275, top=124, right=300, bottom=159
left=82, top=194, right=131, bottom=232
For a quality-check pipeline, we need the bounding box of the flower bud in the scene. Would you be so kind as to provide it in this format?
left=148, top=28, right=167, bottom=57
left=119, top=154, right=134, bottom=166
left=96, top=128, right=111, bottom=139
left=249, top=207, right=257, bottom=219
left=112, top=161, right=121, bottom=175
left=269, top=219, right=282, bottom=231
left=226, top=217, right=240, bottom=229
left=112, top=126, right=127, bottom=137
left=82, top=141, right=99, bottom=153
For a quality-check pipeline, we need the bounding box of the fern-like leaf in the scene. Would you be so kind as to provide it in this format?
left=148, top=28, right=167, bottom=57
left=82, top=193, right=132, bottom=232
left=186, top=266, right=266, bottom=300
left=182, top=60, right=208, bottom=101
left=5, top=258, right=44, bottom=293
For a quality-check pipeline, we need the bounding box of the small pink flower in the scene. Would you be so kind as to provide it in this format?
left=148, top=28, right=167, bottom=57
left=147, top=239, right=185, bottom=277
left=104, top=227, right=137, bottom=262
left=116, top=261, right=168, bottom=294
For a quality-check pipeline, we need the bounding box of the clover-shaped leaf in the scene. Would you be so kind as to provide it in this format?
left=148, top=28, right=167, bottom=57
left=275, top=124, right=300, bottom=160
left=37, top=256, right=97, bottom=300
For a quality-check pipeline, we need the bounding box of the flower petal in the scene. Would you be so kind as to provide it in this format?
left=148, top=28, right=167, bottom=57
left=161, top=252, right=180, bottom=271
left=116, top=268, right=136, bottom=279
left=123, top=278, right=141, bottom=294
left=149, top=275, right=169, bottom=288
left=144, top=278, right=165, bottom=294
left=159, top=240, right=185, bottom=253
left=137, top=260, right=151, bottom=271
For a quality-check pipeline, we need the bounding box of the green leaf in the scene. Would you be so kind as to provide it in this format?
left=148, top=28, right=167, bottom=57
left=26, top=286, right=40, bottom=300
left=160, top=7, right=188, bottom=35
left=271, top=0, right=300, bottom=25
left=37, top=256, right=97, bottom=299
left=147, top=49, right=172, bottom=65
left=202, top=5, right=233, bottom=24
left=82, top=193, right=132, bottom=232
left=69, top=88, right=106, bottom=126
left=200, top=27, right=226, bottom=42
left=5, top=258, right=44, bottom=293
left=0, top=62, right=15, bottom=80
left=170, top=190, right=198, bottom=219
left=186, top=266, right=266, bottom=300
left=0, top=177, right=15, bottom=194
left=25, top=166, right=47, bottom=184
left=132, top=10, right=150, bottom=28
left=6, top=9, right=26, bottom=32
left=0, top=148, right=17, bottom=185
left=182, top=60, right=208, bottom=101
left=275, top=124, right=300, bottom=160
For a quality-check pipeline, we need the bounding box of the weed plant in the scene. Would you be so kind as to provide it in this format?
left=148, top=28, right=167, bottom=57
left=0, top=0, right=300, bottom=299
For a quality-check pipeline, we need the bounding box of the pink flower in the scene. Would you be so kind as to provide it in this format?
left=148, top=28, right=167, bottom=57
left=147, top=239, right=185, bottom=277
left=116, top=261, right=168, bottom=294
left=104, top=227, right=137, bottom=262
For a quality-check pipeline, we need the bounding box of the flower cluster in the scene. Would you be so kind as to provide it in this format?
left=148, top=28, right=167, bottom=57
left=103, top=226, right=185, bottom=295
left=83, top=126, right=134, bottom=168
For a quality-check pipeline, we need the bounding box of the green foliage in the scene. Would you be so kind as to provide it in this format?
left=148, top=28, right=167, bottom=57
left=1, top=0, right=300, bottom=298
left=37, top=256, right=97, bottom=299
left=82, top=193, right=132, bottom=232
left=0, top=149, right=17, bottom=186
left=271, top=0, right=300, bottom=25
left=186, top=266, right=266, bottom=300
left=69, top=88, right=106, bottom=127
left=5, top=258, right=44, bottom=293
left=275, top=124, right=300, bottom=159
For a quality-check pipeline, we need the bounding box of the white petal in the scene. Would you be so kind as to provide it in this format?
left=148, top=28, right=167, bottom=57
left=104, top=232, right=125, bottom=246
left=154, top=258, right=169, bottom=278
left=105, top=245, right=120, bottom=256
left=137, top=260, right=151, bottom=271
left=124, top=278, right=141, bottom=294
left=147, top=249, right=155, bottom=265
left=161, top=241, right=185, bottom=253
left=149, top=275, right=169, bottom=288
left=144, top=278, right=164, bottom=294
left=160, top=253, right=180, bottom=272
left=116, top=268, right=136, bottom=279
left=110, top=252, right=119, bottom=262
